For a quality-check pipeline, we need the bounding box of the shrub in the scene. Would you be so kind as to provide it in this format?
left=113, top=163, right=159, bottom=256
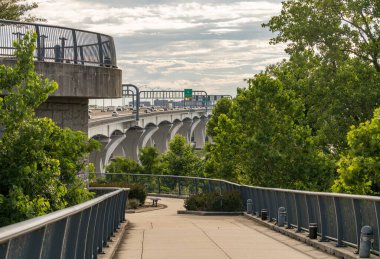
left=184, top=190, right=242, bottom=212
left=128, top=184, right=147, bottom=205
left=127, top=199, right=140, bottom=209
left=90, top=182, right=147, bottom=205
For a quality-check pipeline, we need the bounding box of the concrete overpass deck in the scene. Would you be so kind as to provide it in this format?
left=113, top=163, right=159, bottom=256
left=116, top=197, right=336, bottom=259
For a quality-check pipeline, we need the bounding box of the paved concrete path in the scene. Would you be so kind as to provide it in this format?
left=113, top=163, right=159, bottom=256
left=115, top=197, right=337, bottom=259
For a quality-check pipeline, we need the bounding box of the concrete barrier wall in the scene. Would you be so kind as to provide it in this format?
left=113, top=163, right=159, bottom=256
left=0, top=58, right=122, bottom=98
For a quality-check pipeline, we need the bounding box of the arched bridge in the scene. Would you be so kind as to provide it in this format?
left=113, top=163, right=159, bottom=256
left=88, top=109, right=211, bottom=173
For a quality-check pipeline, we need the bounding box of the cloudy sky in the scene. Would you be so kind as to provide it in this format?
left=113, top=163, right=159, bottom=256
left=30, top=0, right=287, bottom=97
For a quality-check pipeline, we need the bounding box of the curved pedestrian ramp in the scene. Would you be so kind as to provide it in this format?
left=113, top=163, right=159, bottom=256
left=115, top=198, right=336, bottom=259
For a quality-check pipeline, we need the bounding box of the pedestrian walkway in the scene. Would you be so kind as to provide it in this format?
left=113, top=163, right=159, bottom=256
left=115, top=197, right=337, bottom=259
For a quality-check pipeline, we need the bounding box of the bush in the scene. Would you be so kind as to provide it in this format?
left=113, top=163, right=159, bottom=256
left=184, top=190, right=242, bottom=212
left=127, top=199, right=140, bottom=209
left=128, top=184, right=147, bottom=205
left=90, top=182, right=147, bottom=205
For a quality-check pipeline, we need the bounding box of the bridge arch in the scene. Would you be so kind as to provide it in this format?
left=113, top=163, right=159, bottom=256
left=139, top=123, right=159, bottom=150
left=88, top=110, right=211, bottom=170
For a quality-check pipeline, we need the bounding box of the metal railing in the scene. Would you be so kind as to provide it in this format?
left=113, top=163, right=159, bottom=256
left=0, top=20, right=117, bottom=67
left=0, top=187, right=128, bottom=259
left=100, top=173, right=240, bottom=197
left=101, top=173, right=380, bottom=254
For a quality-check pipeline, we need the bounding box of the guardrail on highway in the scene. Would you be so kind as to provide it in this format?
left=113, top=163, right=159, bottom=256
left=101, top=173, right=380, bottom=254
left=0, top=187, right=128, bottom=259
left=0, top=20, right=117, bottom=67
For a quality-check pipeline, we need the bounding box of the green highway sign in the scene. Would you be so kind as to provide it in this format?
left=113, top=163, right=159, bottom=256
left=184, top=89, right=193, bottom=100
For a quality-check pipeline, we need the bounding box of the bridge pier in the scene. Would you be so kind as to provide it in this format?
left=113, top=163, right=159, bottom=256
left=115, top=127, right=145, bottom=161
left=102, top=134, right=126, bottom=172
left=193, top=117, right=208, bottom=149
left=189, top=118, right=201, bottom=143
left=177, top=119, right=193, bottom=143
left=139, top=125, right=159, bottom=149
left=168, top=120, right=184, bottom=142
left=36, top=97, right=89, bottom=132
left=151, top=122, right=172, bottom=153
left=89, top=137, right=110, bottom=173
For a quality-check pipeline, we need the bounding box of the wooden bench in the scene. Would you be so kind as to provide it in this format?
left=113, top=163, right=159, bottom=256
left=150, top=197, right=161, bottom=207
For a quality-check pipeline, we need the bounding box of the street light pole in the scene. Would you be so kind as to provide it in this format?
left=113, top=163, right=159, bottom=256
left=122, top=84, right=140, bottom=121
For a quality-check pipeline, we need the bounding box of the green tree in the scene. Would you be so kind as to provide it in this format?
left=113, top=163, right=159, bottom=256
left=106, top=157, right=142, bottom=174
left=162, top=134, right=203, bottom=177
left=332, top=108, right=380, bottom=195
left=206, top=74, right=335, bottom=190
left=266, top=52, right=380, bottom=154
left=206, top=97, right=232, bottom=137
left=0, top=33, right=98, bottom=226
left=264, top=0, right=380, bottom=71
left=0, top=0, right=44, bottom=21
left=139, top=146, right=163, bottom=175
left=204, top=114, right=244, bottom=183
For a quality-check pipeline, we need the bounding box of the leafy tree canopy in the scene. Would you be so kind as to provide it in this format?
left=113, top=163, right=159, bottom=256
left=139, top=147, right=163, bottom=175
left=206, top=74, right=335, bottom=190
left=0, top=33, right=98, bottom=226
left=264, top=0, right=380, bottom=71
left=332, top=108, right=380, bottom=195
left=0, top=0, right=44, bottom=22
left=266, top=51, right=380, bottom=154
left=206, top=97, right=232, bottom=137
left=106, top=157, right=142, bottom=174
left=162, top=134, right=204, bottom=177
left=263, top=0, right=380, bottom=72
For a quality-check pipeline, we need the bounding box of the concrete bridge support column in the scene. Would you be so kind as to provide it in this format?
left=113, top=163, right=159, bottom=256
left=193, top=118, right=208, bottom=149
left=102, top=134, right=126, bottom=172
left=139, top=125, right=159, bottom=150
left=89, top=137, right=110, bottom=173
left=189, top=118, right=200, bottom=142
left=177, top=119, right=193, bottom=143
left=151, top=122, right=173, bottom=153
left=168, top=120, right=184, bottom=142
left=116, top=127, right=145, bottom=161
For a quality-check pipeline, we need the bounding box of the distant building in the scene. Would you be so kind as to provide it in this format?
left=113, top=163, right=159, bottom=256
left=154, top=99, right=168, bottom=107
left=129, top=101, right=151, bottom=107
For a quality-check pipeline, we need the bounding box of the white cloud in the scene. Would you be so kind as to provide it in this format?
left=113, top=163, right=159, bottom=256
left=30, top=0, right=287, bottom=97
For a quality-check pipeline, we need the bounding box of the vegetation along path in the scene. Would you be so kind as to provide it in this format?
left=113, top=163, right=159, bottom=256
left=115, top=197, right=336, bottom=259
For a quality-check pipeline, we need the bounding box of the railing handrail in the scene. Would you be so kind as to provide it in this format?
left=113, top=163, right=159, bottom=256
left=0, top=187, right=129, bottom=243
left=103, top=173, right=240, bottom=185
left=104, top=173, right=380, bottom=201
left=0, top=19, right=113, bottom=39
left=0, top=19, right=117, bottom=67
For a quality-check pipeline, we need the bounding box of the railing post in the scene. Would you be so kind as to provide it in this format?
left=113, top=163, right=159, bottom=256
left=157, top=176, right=161, bottom=194
left=294, top=193, right=302, bottom=232
left=284, top=192, right=292, bottom=228
left=97, top=33, right=104, bottom=65
left=317, top=195, right=328, bottom=241
left=79, top=46, right=84, bottom=64
left=178, top=177, right=181, bottom=196
left=333, top=197, right=345, bottom=247
left=353, top=199, right=362, bottom=250
left=72, top=29, right=78, bottom=64
left=373, top=201, right=380, bottom=255
left=59, top=37, right=67, bottom=62
left=35, top=25, right=41, bottom=61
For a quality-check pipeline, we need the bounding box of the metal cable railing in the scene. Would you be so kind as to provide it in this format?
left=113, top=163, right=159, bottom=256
left=101, top=173, right=380, bottom=254
left=0, top=187, right=128, bottom=259
left=0, top=20, right=117, bottom=67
